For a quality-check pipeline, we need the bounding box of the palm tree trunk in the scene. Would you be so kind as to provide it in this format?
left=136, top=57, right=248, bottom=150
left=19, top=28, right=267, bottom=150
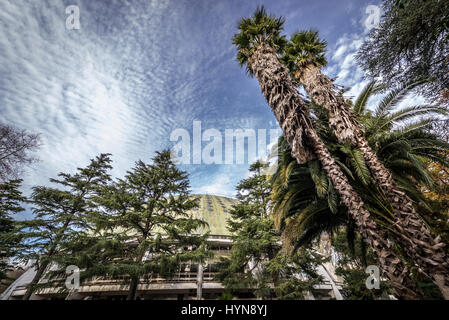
left=299, top=64, right=449, bottom=298
left=297, top=64, right=360, bottom=145
left=356, top=132, right=449, bottom=298
left=248, top=44, right=421, bottom=299
left=249, top=46, right=316, bottom=166
left=306, top=128, right=420, bottom=299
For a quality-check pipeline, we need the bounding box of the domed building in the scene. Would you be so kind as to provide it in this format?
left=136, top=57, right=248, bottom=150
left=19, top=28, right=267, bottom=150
left=1, top=194, right=343, bottom=300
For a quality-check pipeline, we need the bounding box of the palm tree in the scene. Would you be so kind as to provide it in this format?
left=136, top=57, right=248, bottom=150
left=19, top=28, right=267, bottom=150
left=233, top=7, right=420, bottom=299
left=271, top=82, right=449, bottom=298
left=270, top=136, right=348, bottom=252
left=282, top=30, right=449, bottom=298
left=281, top=30, right=364, bottom=145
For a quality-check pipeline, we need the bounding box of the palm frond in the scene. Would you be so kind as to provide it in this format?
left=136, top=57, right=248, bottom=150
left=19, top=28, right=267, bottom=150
left=388, top=105, right=447, bottom=124
left=349, top=148, right=372, bottom=186
left=281, top=29, right=328, bottom=76
left=308, top=160, right=328, bottom=198
left=373, top=79, right=430, bottom=118
left=233, top=6, right=286, bottom=75
left=353, top=81, right=386, bottom=115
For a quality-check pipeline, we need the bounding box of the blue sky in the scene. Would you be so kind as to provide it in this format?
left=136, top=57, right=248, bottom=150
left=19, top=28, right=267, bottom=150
left=0, top=0, right=391, bottom=219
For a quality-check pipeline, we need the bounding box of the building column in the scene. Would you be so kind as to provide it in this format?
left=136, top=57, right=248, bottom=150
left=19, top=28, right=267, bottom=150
left=196, top=264, right=203, bottom=300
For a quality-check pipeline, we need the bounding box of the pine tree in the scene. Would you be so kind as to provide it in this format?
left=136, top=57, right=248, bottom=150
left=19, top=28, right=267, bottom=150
left=66, top=150, right=210, bottom=300
left=0, top=180, right=25, bottom=281
left=217, top=161, right=323, bottom=299
left=17, top=154, right=113, bottom=300
left=356, top=0, right=449, bottom=104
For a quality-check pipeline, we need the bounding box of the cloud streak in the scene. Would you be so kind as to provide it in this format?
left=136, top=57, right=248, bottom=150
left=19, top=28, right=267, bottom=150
left=0, top=0, right=390, bottom=219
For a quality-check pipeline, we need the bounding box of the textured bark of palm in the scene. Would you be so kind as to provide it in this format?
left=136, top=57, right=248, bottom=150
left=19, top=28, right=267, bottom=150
left=299, top=65, right=449, bottom=298
left=298, top=64, right=360, bottom=146
left=248, top=44, right=421, bottom=299
left=251, top=49, right=316, bottom=165
left=306, top=128, right=421, bottom=299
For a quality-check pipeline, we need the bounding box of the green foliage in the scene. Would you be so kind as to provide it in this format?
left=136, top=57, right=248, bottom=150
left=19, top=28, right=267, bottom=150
left=0, top=180, right=25, bottom=281
left=353, top=81, right=386, bottom=115
left=281, top=30, right=328, bottom=78
left=356, top=81, right=449, bottom=215
left=217, top=291, right=234, bottom=300
left=217, top=161, right=278, bottom=297
left=265, top=249, right=325, bottom=299
left=270, top=80, right=449, bottom=298
left=356, top=0, right=449, bottom=103
left=339, top=144, right=371, bottom=186
left=270, top=136, right=349, bottom=251
left=217, top=160, right=323, bottom=299
left=233, top=6, right=287, bottom=75
left=331, top=229, right=391, bottom=300
left=15, top=154, right=113, bottom=294
left=57, top=150, right=210, bottom=299
left=332, top=227, right=444, bottom=300
left=273, top=79, right=449, bottom=248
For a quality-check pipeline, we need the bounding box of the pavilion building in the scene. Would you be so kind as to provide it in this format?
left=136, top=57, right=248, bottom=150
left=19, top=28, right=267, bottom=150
left=1, top=194, right=343, bottom=300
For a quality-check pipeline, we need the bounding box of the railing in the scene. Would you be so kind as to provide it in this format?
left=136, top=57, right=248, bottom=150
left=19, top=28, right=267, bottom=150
left=82, top=271, right=219, bottom=286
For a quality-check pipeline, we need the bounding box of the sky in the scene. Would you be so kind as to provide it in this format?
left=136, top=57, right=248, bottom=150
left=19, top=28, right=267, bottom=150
left=0, top=0, right=392, bottom=219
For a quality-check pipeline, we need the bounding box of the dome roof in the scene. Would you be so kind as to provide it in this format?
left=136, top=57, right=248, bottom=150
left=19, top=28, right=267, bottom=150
left=189, top=194, right=238, bottom=236
left=92, top=194, right=238, bottom=238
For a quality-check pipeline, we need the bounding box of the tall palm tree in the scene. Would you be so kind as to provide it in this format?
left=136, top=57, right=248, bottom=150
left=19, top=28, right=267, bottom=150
left=271, top=83, right=449, bottom=298
left=281, top=30, right=363, bottom=145
left=270, top=136, right=348, bottom=252
left=233, top=7, right=421, bottom=299
left=282, top=30, right=449, bottom=298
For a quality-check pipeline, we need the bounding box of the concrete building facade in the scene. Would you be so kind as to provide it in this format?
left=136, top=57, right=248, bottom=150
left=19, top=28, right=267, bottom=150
left=1, top=194, right=343, bottom=300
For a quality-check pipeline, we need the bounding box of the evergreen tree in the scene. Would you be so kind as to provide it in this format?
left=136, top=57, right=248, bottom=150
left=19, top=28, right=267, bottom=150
left=356, top=0, right=449, bottom=104
left=217, top=161, right=323, bottom=299
left=0, top=180, right=25, bottom=281
left=64, top=150, right=210, bottom=300
left=17, top=154, right=113, bottom=300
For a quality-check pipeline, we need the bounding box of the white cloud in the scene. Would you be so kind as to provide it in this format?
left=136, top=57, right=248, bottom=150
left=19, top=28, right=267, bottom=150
left=0, top=1, right=150, bottom=192
left=328, top=24, right=428, bottom=114
left=192, top=173, right=235, bottom=198
left=0, top=0, right=237, bottom=202
left=325, top=31, right=371, bottom=105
